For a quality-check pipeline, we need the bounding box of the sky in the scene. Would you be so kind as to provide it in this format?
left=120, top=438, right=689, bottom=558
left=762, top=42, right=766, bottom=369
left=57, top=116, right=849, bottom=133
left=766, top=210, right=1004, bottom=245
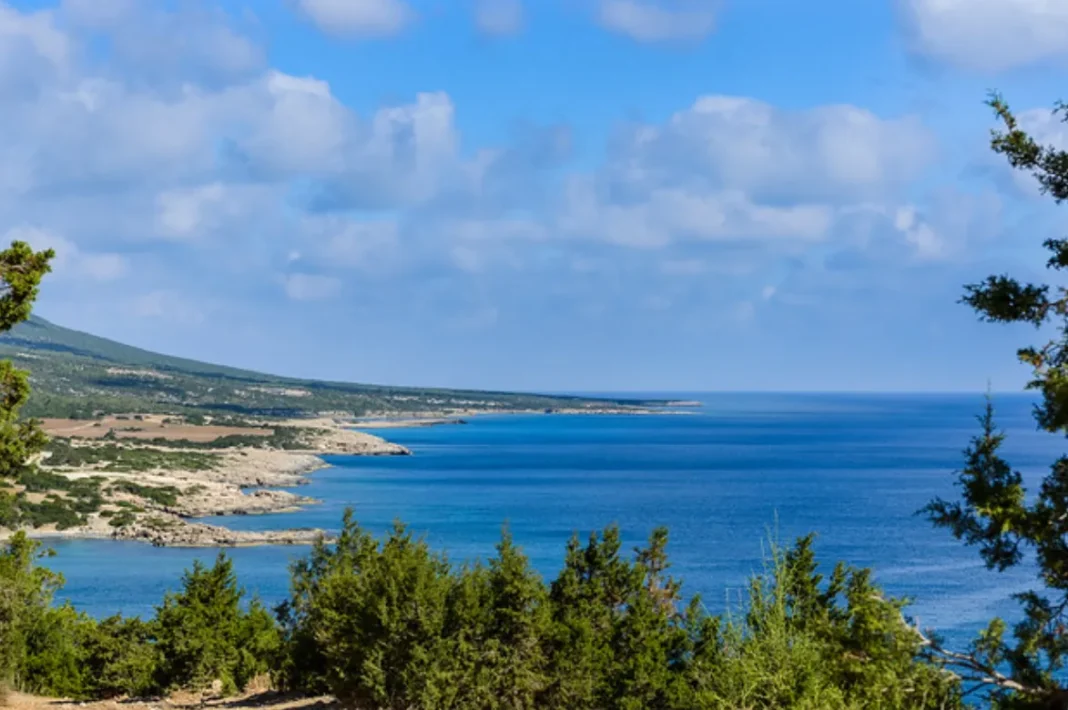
left=1, top=0, right=1067, bottom=392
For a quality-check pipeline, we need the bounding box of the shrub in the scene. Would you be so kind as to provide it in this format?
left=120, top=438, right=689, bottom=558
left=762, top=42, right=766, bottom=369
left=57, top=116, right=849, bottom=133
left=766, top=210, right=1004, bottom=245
left=693, top=536, right=960, bottom=710
left=278, top=511, right=961, bottom=710
left=109, top=480, right=180, bottom=508
left=279, top=512, right=453, bottom=707
left=2, top=511, right=963, bottom=709
left=78, top=616, right=159, bottom=699
left=154, top=554, right=280, bottom=695
left=108, top=510, right=137, bottom=528
left=0, top=533, right=65, bottom=692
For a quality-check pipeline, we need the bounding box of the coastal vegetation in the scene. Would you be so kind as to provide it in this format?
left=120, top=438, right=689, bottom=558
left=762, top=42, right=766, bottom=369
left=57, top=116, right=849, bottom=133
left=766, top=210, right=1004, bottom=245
left=911, top=94, right=1068, bottom=707
left=0, top=520, right=961, bottom=709
left=44, top=439, right=220, bottom=472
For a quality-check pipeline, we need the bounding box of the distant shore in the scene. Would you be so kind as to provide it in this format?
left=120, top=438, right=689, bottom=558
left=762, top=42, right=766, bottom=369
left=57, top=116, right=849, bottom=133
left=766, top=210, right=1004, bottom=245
left=352, top=403, right=700, bottom=429
left=0, top=417, right=409, bottom=548
left=2, top=406, right=691, bottom=549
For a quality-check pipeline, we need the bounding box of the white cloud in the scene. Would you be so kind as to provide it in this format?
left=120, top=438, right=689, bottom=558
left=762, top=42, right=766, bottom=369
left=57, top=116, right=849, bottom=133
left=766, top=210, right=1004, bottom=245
left=283, top=273, right=343, bottom=301
left=4, top=225, right=127, bottom=282
left=60, top=0, right=263, bottom=87
left=610, top=96, right=934, bottom=204
left=900, top=0, right=1068, bottom=71
left=301, top=217, right=400, bottom=269
left=153, top=183, right=283, bottom=243
left=236, top=71, right=352, bottom=176
left=294, top=0, right=415, bottom=38
left=1019, top=106, right=1068, bottom=149
left=894, top=205, right=944, bottom=260
left=0, top=2, right=70, bottom=97
left=60, top=0, right=136, bottom=28
left=598, top=0, right=717, bottom=42
left=560, top=179, right=834, bottom=249
left=130, top=290, right=205, bottom=324
left=156, top=183, right=228, bottom=239
left=475, top=0, right=524, bottom=36
left=534, top=95, right=937, bottom=255
left=0, top=0, right=972, bottom=350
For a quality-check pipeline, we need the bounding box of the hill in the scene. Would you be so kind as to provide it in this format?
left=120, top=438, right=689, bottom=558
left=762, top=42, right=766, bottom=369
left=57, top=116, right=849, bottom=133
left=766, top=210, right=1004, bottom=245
left=0, top=317, right=663, bottom=419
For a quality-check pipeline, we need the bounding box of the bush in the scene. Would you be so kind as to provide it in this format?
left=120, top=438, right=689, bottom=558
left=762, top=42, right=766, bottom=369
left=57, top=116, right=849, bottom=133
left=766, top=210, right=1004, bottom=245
left=154, top=554, right=280, bottom=695
left=278, top=511, right=961, bottom=710
left=692, top=536, right=960, bottom=710
left=0, top=533, right=65, bottom=692
left=78, top=616, right=159, bottom=699
left=108, top=480, right=180, bottom=508
left=277, top=512, right=454, bottom=706
left=2, top=511, right=962, bottom=709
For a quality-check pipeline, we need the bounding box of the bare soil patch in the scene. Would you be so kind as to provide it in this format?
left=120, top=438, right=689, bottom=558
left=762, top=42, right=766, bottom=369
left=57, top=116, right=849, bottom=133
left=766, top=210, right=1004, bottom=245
left=5, top=691, right=337, bottom=710
left=39, top=416, right=272, bottom=442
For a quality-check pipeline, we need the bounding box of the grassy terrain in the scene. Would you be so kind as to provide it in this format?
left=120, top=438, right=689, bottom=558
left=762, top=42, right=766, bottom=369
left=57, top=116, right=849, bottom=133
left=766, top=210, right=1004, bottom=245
left=45, top=439, right=220, bottom=472
left=0, top=317, right=669, bottom=419
left=0, top=435, right=225, bottom=531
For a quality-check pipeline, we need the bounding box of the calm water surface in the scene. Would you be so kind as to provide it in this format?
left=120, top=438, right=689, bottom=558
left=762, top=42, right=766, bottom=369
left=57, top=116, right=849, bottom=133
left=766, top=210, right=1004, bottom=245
left=44, top=393, right=1062, bottom=648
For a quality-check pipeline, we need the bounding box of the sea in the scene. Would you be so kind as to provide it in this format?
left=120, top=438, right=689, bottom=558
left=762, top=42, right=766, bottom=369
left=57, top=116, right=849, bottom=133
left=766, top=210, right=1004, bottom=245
left=40, top=392, right=1064, bottom=650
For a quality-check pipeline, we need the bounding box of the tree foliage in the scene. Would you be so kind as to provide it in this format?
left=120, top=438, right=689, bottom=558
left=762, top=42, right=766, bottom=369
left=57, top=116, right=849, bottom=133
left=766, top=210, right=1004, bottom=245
left=0, top=507, right=962, bottom=708
left=0, top=241, right=52, bottom=485
left=154, top=554, right=280, bottom=695
left=274, top=509, right=957, bottom=710
left=924, top=94, right=1068, bottom=709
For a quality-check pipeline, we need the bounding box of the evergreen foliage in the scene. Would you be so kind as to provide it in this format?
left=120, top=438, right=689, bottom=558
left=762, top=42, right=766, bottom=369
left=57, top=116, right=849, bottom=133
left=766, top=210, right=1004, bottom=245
left=0, top=241, right=53, bottom=482
left=1, top=513, right=961, bottom=708
left=153, top=554, right=281, bottom=695
left=923, top=94, right=1068, bottom=708
left=273, top=510, right=958, bottom=710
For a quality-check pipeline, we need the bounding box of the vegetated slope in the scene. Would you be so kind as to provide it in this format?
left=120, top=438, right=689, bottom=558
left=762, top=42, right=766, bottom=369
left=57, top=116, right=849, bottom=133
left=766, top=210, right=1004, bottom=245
left=0, top=317, right=661, bottom=418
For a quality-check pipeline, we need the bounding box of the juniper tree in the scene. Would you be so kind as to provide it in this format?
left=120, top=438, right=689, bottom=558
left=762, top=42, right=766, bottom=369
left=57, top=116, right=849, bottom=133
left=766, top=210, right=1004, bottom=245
left=924, top=95, right=1068, bottom=709
left=154, top=554, right=279, bottom=695
left=0, top=241, right=52, bottom=483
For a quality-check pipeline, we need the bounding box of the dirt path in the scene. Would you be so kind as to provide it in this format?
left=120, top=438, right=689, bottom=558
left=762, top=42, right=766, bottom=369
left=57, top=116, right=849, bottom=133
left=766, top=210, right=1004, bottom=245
left=5, top=691, right=338, bottom=710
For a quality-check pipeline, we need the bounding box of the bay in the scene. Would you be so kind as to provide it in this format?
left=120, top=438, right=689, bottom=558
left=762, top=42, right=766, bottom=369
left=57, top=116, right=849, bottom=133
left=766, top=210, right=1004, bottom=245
left=43, top=392, right=1060, bottom=649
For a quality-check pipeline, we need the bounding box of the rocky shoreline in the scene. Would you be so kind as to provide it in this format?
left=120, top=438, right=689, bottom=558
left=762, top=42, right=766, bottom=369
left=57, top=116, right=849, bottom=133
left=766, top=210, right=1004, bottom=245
left=1, top=407, right=681, bottom=549
left=0, top=421, right=409, bottom=548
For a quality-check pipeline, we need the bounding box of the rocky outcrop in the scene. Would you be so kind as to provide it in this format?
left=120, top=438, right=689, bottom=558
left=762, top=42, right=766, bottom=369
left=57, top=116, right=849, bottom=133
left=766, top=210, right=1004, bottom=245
left=113, top=516, right=330, bottom=548
left=294, top=426, right=412, bottom=456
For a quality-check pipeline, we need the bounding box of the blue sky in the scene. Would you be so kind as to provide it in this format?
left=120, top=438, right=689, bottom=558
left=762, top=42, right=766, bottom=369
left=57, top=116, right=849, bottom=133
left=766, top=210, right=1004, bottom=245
left=1, top=0, right=1066, bottom=392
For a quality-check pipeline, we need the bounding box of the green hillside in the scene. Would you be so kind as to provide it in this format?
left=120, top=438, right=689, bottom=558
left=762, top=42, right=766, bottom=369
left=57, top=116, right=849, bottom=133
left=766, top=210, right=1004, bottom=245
left=0, top=317, right=663, bottom=419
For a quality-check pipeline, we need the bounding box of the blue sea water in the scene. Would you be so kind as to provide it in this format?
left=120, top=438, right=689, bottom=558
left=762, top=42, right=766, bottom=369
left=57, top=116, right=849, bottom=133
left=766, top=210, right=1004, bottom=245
left=42, top=392, right=1064, bottom=649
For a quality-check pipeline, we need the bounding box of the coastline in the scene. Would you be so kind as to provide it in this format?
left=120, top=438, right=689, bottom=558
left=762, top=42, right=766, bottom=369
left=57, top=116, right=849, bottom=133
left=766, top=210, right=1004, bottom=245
left=0, top=420, right=409, bottom=549
left=351, top=403, right=700, bottom=429
left=1, top=406, right=686, bottom=549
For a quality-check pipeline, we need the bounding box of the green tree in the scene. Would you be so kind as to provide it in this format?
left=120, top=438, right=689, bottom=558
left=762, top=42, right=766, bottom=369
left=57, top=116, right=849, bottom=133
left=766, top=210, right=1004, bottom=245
left=695, top=537, right=959, bottom=710
left=77, top=615, right=159, bottom=699
left=923, top=94, right=1068, bottom=708
left=543, top=526, right=693, bottom=710
left=0, top=533, right=63, bottom=692
left=0, top=241, right=54, bottom=483
left=438, top=530, right=552, bottom=710
left=297, top=514, right=454, bottom=708
left=154, top=553, right=279, bottom=695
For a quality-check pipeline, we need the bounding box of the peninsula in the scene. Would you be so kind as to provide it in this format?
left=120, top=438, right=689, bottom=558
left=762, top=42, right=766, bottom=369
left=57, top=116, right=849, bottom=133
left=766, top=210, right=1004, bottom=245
left=0, top=318, right=672, bottom=546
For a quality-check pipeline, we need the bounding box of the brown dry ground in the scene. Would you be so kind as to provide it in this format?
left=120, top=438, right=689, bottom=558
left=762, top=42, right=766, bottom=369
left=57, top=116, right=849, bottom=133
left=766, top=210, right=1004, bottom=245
left=39, top=415, right=273, bottom=442
left=5, top=691, right=337, bottom=710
